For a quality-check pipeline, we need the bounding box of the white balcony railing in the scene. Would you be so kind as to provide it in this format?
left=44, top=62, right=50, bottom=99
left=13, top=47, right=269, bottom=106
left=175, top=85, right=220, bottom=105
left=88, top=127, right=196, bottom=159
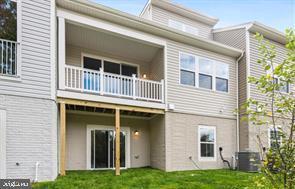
left=64, top=65, right=164, bottom=103
left=0, top=39, right=18, bottom=76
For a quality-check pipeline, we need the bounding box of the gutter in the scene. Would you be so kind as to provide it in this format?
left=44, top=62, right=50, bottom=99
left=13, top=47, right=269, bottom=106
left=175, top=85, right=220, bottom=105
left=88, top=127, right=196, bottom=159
left=235, top=51, right=244, bottom=153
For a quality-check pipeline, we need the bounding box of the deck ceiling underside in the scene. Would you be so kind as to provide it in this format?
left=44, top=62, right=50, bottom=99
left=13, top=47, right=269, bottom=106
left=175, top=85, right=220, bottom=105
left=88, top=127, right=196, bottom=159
left=66, top=23, right=162, bottom=63
left=66, top=104, right=154, bottom=118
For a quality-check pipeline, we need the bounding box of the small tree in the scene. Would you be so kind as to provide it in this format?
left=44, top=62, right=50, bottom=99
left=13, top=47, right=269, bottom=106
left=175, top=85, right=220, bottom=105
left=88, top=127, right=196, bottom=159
left=244, top=29, right=295, bottom=188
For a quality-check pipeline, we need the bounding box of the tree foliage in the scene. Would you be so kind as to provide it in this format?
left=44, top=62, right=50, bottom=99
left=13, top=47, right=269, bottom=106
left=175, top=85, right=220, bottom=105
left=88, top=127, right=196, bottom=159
left=244, top=29, right=295, bottom=189
left=0, top=0, right=17, bottom=41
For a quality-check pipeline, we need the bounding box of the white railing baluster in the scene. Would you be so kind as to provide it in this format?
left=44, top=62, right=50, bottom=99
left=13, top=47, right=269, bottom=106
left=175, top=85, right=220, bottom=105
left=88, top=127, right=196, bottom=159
left=63, top=65, right=164, bottom=103
left=132, top=74, right=136, bottom=99
left=100, top=68, right=104, bottom=95
left=0, top=39, right=17, bottom=76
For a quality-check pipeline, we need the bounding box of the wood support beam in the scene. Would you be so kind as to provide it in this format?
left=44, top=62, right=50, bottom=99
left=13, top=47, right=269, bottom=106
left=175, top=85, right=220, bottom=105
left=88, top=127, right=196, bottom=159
left=57, top=98, right=165, bottom=114
left=115, top=108, right=120, bottom=176
left=60, top=102, right=66, bottom=176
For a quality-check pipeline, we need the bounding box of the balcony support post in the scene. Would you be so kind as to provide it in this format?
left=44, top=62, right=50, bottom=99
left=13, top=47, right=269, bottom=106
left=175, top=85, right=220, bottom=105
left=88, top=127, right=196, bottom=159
left=59, top=102, right=66, bottom=176
left=115, top=108, right=121, bottom=176
left=58, top=17, right=66, bottom=90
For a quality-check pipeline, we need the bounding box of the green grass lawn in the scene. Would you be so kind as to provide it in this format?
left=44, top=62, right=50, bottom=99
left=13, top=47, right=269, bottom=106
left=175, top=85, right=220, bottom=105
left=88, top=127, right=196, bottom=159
left=33, top=168, right=259, bottom=189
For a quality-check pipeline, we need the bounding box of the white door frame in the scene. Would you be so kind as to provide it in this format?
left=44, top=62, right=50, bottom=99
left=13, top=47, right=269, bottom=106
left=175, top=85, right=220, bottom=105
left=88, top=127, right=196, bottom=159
left=0, top=110, right=7, bottom=178
left=86, top=125, right=131, bottom=170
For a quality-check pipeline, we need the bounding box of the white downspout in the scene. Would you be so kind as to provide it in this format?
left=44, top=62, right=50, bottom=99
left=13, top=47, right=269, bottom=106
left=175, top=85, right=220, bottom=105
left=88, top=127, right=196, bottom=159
left=236, top=51, right=244, bottom=154
left=34, top=162, right=40, bottom=182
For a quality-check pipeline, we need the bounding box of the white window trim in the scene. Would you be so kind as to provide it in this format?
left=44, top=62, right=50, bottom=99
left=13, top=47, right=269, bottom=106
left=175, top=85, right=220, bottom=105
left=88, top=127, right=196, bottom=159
left=268, top=125, right=282, bottom=149
left=0, top=0, right=22, bottom=80
left=198, top=125, right=217, bottom=162
left=266, top=64, right=290, bottom=94
left=168, top=19, right=199, bottom=35
left=179, top=52, right=230, bottom=94
left=0, top=110, right=6, bottom=179
left=81, top=53, right=140, bottom=77
left=86, top=125, right=131, bottom=170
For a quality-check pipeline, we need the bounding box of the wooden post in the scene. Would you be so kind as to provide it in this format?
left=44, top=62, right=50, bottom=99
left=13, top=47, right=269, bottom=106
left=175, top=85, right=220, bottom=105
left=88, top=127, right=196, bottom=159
left=60, top=102, right=66, bottom=176
left=115, top=108, right=120, bottom=176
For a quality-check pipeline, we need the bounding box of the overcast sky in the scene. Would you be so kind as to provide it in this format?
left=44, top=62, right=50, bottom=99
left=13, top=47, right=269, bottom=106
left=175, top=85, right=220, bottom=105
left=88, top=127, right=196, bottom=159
left=92, top=0, right=294, bottom=32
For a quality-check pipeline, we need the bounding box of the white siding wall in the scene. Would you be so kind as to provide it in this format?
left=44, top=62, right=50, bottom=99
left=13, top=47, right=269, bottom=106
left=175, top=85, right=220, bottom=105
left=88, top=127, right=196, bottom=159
left=166, top=40, right=237, bottom=118
left=0, top=0, right=53, bottom=99
left=151, top=6, right=213, bottom=39
left=0, top=0, right=57, bottom=181
left=0, top=95, right=57, bottom=181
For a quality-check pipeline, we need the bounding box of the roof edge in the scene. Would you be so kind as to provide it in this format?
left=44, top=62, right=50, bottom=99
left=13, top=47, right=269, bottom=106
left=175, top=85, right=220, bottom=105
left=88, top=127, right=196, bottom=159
left=150, top=0, right=219, bottom=26
left=57, top=0, right=242, bottom=58
left=213, top=21, right=286, bottom=44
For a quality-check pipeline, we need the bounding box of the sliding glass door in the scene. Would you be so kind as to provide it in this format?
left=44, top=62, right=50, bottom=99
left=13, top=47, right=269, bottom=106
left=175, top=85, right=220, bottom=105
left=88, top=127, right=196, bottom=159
left=90, top=129, right=126, bottom=169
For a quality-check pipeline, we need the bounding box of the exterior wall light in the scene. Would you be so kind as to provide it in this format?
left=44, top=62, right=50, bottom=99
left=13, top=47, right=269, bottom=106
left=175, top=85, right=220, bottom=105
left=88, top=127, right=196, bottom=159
left=134, top=130, right=140, bottom=136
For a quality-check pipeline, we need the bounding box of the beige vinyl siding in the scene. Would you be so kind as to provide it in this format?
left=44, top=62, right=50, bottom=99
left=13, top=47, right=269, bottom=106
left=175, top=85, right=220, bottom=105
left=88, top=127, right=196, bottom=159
left=166, top=40, right=237, bottom=118
left=165, top=112, right=237, bottom=171
left=151, top=6, right=213, bottom=39
left=150, top=50, right=164, bottom=81
left=249, top=32, right=292, bottom=102
left=213, top=29, right=247, bottom=113
left=66, top=113, right=151, bottom=170
left=0, top=0, right=52, bottom=99
left=150, top=115, right=166, bottom=170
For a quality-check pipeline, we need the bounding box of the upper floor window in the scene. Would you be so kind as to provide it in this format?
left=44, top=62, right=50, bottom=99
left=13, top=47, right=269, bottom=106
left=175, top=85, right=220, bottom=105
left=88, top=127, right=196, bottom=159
left=83, top=55, right=138, bottom=77
left=215, top=62, right=229, bottom=92
left=273, top=78, right=289, bottom=93
left=0, top=0, right=18, bottom=77
left=179, top=53, right=229, bottom=92
left=168, top=19, right=198, bottom=36
left=180, top=53, right=195, bottom=86
left=0, top=0, right=17, bottom=41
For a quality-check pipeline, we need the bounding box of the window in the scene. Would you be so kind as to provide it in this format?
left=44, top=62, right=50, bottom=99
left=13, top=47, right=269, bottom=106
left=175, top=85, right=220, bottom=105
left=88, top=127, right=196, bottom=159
left=199, top=126, right=216, bottom=161
left=269, top=127, right=282, bottom=149
left=274, top=79, right=289, bottom=93
left=180, top=53, right=196, bottom=86
left=215, top=62, right=229, bottom=92
left=0, top=0, right=18, bottom=77
left=168, top=19, right=198, bottom=35
left=83, top=57, right=102, bottom=71
left=267, top=64, right=289, bottom=93
left=0, top=0, right=17, bottom=41
left=82, top=55, right=138, bottom=76
left=179, top=52, right=230, bottom=92
left=199, top=58, right=213, bottom=90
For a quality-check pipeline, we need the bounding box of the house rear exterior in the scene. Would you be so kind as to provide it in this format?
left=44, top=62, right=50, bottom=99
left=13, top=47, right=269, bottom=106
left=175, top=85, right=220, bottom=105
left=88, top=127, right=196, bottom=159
left=0, top=0, right=290, bottom=181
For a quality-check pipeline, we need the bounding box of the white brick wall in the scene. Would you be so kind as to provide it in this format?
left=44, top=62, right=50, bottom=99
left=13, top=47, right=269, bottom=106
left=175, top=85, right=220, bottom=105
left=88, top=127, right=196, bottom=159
left=0, top=95, right=57, bottom=181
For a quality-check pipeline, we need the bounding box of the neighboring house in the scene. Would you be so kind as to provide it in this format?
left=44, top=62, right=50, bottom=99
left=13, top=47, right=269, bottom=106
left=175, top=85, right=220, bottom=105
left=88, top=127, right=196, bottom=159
left=213, top=22, right=291, bottom=154
left=0, top=0, right=290, bottom=182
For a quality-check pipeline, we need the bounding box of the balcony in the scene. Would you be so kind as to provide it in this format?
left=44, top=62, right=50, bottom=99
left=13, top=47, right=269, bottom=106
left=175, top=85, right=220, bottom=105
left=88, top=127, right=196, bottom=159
left=65, top=65, right=164, bottom=103
left=57, top=17, right=165, bottom=108
left=0, top=38, right=18, bottom=77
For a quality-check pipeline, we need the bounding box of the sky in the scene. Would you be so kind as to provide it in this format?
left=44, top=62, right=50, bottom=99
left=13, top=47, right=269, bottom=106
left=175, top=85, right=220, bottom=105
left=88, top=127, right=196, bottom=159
left=92, top=0, right=294, bottom=32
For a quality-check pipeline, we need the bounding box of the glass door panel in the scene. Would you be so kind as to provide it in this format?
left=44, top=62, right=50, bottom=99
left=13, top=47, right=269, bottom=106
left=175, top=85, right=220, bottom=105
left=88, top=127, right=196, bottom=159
left=90, top=129, right=126, bottom=169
